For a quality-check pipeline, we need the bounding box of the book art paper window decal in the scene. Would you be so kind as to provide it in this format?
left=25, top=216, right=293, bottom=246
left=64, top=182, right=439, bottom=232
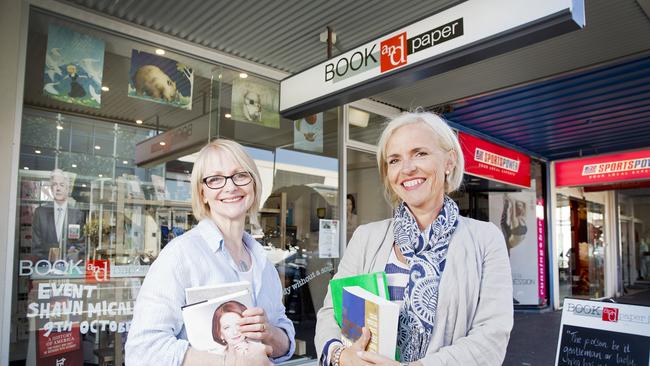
left=128, top=50, right=194, bottom=110
left=43, top=24, right=105, bottom=109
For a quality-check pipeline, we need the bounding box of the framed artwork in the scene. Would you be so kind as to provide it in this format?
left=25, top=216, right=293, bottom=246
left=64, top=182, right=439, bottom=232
left=294, top=113, right=323, bottom=153
left=43, top=25, right=105, bottom=109
left=128, top=50, right=194, bottom=110
left=231, top=78, right=280, bottom=128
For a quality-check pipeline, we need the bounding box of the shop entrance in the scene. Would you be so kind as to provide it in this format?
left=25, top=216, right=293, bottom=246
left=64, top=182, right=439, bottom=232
left=618, top=188, right=650, bottom=290
left=556, top=194, right=606, bottom=300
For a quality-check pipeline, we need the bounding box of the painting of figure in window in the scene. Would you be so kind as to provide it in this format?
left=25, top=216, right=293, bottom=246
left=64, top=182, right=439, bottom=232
left=43, top=25, right=105, bottom=108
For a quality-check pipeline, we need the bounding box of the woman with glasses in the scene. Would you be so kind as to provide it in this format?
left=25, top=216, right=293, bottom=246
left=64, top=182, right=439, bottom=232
left=315, top=112, right=513, bottom=366
left=126, top=139, right=294, bottom=366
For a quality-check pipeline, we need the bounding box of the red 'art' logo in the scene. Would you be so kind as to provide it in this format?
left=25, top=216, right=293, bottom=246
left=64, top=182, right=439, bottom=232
left=602, top=307, right=619, bottom=322
left=86, top=260, right=110, bottom=283
left=380, top=32, right=407, bottom=72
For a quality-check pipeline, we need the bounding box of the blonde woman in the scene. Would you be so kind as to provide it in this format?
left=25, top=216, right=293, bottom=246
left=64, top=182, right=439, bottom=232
left=315, top=112, right=513, bottom=366
left=126, top=139, right=294, bottom=365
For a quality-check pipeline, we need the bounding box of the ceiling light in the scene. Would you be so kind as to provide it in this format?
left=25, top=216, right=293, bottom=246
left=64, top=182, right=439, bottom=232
left=34, top=150, right=41, bottom=154
left=349, top=107, right=370, bottom=128
left=81, top=184, right=87, bottom=188
left=135, top=119, right=143, bottom=124
left=123, top=160, right=128, bottom=164
left=155, top=49, right=165, bottom=55
left=224, top=113, right=232, bottom=118
left=23, top=167, right=29, bottom=170
left=71, top=164, right=77, bottom=168
left=101, top=86, right=110, bottom=92
left=159, top=141, right=166, bottom=146
left=94, top=145, right=101, bottom=150
left=239, top=73, right=248, bottom=79
left=56, top=125, right=63, bottom=130
left=98, top=174, right=103, bottom=177
left=218, top=74, right=222, bottom=79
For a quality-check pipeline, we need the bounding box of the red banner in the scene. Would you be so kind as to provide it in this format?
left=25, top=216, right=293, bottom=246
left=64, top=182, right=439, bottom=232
left=555, top=149, right=650, bottom=187
left=536, top=198, right=547, bottom=305
left=459, top=132, right=531, bottom=188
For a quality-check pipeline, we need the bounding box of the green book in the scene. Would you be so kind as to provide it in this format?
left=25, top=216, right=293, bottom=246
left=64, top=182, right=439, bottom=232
left=329, top=272, right=389, bottom=327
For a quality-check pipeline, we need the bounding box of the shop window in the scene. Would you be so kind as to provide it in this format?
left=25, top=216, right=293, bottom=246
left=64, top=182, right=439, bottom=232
left=11, top=7, right=337, bottom=365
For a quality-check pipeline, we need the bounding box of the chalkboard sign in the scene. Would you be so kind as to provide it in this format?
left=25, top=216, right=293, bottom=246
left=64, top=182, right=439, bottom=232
left=555, top=299, right=650, bottom=366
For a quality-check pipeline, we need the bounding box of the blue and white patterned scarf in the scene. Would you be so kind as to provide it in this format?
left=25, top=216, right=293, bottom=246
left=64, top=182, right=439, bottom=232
left=394, top=195, right=459, bottom=361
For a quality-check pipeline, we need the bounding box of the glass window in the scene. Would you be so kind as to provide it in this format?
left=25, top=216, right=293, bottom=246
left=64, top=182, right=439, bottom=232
left=556, top=190, right=607, bottom=302
left=12, top=7, right=337, bottom=365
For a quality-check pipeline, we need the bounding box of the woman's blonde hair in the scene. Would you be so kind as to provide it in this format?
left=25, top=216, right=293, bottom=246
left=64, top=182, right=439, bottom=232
left=376, top=111, right=465, bottom=207
left=190, top=139, right=261, bottom=226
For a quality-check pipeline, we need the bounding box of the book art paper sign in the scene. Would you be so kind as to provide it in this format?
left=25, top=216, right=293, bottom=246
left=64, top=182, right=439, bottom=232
left=128, top=50, right=194, bottom=110
left=231, top=78, right=280, bottom=128
left=43, top=25, right=105, bottom=109
left=294, top=113, right=323, bottom=153
left=318, top=219, right=340, bottom=258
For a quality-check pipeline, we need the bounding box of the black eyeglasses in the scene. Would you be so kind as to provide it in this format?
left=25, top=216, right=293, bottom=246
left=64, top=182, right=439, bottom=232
left=202, top=171, right=253, bottom=190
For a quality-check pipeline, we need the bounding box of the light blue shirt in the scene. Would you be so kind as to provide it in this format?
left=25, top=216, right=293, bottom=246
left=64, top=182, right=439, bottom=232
left=125, top=219, right=296, bottom=365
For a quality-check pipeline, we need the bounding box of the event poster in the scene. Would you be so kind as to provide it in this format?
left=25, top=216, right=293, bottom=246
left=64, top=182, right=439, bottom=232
left=318, top=219, right=340, bottom=258
left=128, top=50, right=194, bottom=110
left=231, top=78, right=280, bottom=128
left=294, top=113, right=323, bottom=153
left=43, top=25, right=105, bottom=109
left=488, top=191, right=539, bottom=305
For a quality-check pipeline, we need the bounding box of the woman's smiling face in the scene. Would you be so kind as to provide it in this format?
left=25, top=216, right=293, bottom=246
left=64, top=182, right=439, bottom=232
left=201, top=149, right=254, bottom=223
left=385, top=123, right=452, bottom=213
left=219, top=312, right=245, bottom=346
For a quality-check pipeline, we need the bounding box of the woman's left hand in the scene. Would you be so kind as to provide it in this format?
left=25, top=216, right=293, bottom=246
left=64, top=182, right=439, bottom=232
left=238, top=307, right=272, bottom=342
left=357, top=351, right=402, bottom=366
left=239, top=307, right=289, bottom=358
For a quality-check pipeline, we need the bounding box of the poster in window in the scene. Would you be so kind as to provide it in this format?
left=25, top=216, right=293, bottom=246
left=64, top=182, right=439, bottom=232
left=128, top=50, right=194, bottom=110
left=43, top=25, right=105, bottom=109
left=231, top=78, right=280, bottom=128
left=488, top=191, right=539, bottom=305
left=294, top=113, right=323, bottom=153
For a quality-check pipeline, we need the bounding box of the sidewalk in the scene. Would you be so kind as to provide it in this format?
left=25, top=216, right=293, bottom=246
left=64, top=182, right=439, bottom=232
left=503, top=284, right=650, bottom=366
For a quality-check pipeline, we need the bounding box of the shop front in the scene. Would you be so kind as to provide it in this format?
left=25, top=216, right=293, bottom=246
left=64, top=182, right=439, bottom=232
left=552, top=149, right=650, bottom=308
left=7, top=4, right=345, bottom=365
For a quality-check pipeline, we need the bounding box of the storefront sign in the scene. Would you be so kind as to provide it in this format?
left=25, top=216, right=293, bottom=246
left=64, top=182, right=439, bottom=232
left=135, top=117, right=209, bottom=167
left=556, top=149, right=650, bottom=187
left=280, top=0, right=585, bottom=119
left=460, top=132, right=531, bottom=188
left=555, top=299, right=650, bottom=366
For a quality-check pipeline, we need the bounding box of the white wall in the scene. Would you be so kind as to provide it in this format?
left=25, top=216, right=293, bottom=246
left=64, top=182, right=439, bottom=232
left=0, top=0, right=26, bottom=364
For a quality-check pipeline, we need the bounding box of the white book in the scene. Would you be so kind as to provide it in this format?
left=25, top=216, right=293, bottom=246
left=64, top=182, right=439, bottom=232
left=341, top=286, right=400, bottom=360
left=185, top=281, right=252, bottom=305
left=181, top=289, right=254, bottom=354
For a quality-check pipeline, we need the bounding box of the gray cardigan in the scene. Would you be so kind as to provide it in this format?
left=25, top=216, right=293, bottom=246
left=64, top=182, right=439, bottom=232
left=315, top=216, right=513, bottom=366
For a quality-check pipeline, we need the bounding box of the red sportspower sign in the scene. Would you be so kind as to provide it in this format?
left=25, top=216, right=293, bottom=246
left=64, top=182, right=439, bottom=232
left=459, top=132, right=531, bottom=188
left=555, top=149, right=650, bottom=187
